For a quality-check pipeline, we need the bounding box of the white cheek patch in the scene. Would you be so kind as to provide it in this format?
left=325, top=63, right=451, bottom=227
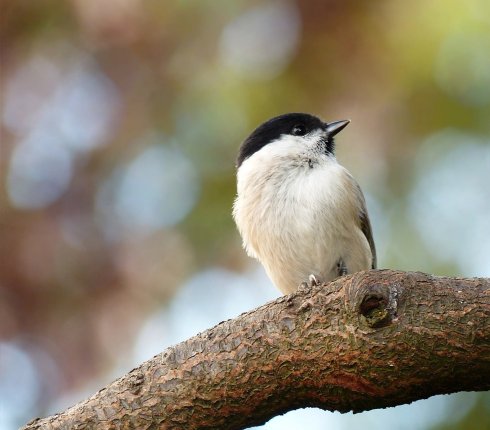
left=256, top=135, right=304, bottom=158
left=242, top=132, right=327, bottom=166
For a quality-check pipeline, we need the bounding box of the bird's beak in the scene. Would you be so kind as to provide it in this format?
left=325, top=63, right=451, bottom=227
left=325, top=119, right=350, bottom=137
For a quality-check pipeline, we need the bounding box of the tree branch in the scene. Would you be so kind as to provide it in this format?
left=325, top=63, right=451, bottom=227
left=23, top=270, right=490, bottom=430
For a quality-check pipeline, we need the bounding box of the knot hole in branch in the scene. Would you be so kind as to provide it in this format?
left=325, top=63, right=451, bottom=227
left=359, top=294, right=392, bottom=328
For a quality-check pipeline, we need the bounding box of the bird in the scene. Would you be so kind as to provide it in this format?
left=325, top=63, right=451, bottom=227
left=232, top=112, right=376, bottom=295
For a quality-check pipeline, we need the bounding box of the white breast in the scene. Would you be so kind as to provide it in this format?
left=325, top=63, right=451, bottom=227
left=233, top=139, right=372, bottom=294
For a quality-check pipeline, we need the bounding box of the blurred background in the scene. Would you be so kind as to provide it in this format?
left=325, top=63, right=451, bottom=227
left=1, top=0, right=489, bottom=429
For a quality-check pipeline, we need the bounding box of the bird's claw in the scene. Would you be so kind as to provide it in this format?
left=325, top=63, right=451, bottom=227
left=337, top=259, right=348, bottom=277
left=309, top=274, right=320, bottom=286
left=300, top=274, right=321, bottom=292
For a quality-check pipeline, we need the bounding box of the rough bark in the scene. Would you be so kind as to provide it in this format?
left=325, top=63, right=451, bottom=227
left=23, top=270, right=490, bottom=430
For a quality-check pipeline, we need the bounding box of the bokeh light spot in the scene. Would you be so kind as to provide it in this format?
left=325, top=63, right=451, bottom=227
left=409, top=130, right=490, bottom=276
left=7, top=133, right=73, bottom=209
left=96, top=140, right=199, bottom=239
left=5, top=49, right=120, bottom=210
left=0, top=343, right=40, bottom=429
left=220, top=0, right=301, bottom=80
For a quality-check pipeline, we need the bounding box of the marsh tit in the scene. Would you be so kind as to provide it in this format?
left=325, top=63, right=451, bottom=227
left=233, top=113, right=376, bottom=295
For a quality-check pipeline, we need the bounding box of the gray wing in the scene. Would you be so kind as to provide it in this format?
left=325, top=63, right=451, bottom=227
left=355, top=184, right=377, bottom=269
left=359, top=207, right=376, bottom=269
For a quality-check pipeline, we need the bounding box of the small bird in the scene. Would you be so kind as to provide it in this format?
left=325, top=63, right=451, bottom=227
left=233, top=113, right=376, bottom=295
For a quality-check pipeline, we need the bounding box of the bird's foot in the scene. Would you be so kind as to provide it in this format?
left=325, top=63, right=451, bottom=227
left=300, top=274, right=321, bottom=291
left=336, top=259, right=348, bottom=277
left=298, top=274, right=320, bottom=311
left=309, top=274, right=320, bottom=286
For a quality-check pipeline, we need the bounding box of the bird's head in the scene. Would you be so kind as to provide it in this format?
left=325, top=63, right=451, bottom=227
left=237, top=113, right=350, bottom=168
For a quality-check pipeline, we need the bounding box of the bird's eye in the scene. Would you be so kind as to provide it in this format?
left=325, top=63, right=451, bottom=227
left=291, top=124, right=307, bottom=136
